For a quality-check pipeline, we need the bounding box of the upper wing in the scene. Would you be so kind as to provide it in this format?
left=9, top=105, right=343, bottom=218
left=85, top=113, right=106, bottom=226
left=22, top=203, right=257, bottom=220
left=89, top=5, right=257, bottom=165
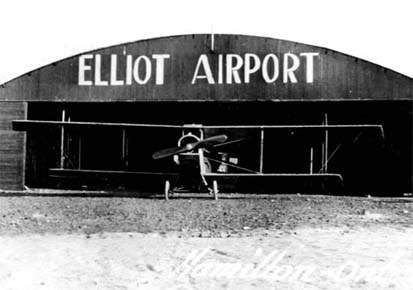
left=12, top=120, right=383, bottom=132
left=12, top=120, right=185, bottom=130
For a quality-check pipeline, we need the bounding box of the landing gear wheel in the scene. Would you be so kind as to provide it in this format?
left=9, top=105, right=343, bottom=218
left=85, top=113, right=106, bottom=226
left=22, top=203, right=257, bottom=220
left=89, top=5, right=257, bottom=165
left=212, top=180, right=218, bottom=200
left=164, top=180, right=170, bottom=200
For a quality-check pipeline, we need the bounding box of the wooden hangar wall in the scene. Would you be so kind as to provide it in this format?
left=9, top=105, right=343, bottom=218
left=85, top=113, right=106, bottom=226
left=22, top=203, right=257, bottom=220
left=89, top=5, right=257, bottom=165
left=0, top=34, right=412, bottom=191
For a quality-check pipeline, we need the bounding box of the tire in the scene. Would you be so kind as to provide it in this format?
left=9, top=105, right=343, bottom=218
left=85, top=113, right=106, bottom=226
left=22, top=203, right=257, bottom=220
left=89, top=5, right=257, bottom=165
left=212, top=180, right=218, bottom=200
left=164, top=180, right=170, bottom=200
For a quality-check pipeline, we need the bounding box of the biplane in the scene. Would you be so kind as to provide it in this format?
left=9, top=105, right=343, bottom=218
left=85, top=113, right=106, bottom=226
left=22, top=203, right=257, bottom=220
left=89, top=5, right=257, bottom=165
left=13, top=118, right=384, bottom=199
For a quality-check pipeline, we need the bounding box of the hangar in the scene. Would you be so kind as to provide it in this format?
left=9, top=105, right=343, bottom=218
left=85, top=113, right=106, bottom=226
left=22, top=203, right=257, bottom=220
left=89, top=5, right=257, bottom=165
left=0, top=34, right=412, bottom=194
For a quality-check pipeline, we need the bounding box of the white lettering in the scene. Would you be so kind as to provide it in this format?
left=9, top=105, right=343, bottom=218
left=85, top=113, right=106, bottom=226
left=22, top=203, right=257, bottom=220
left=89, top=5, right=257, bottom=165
left=262, top=54, right=279, bottom=83
left=191, top=55, right=215, bottom=84
left=152, top=54, right=170, bottom=85
left=218, top=54, right=223, bottom=84
left=110, top=55, right=124, bottom=86
left=78, top=51, right=320, bottom=87
left=126, top=55, right=133, bottom=85
left=191, top=263, right=216, bottom=277
left=176, top=248, right=210, bottom=280
left=290, top=265, right=316, bottom=282
left=133, top=56, right=151, bottom=84
left=94, top=54, right=108, bottom=86
left=259, top=250, right=287, bottom=278
left=300, top=52, right=319, bottom=83
left=244, top=53, right=261, bottom=83
left=249, top=250, right=282, bottom=278
left=209, top=263, right=243, bottom=278
left=226, top=54, right=243, bottom=84
left=334, top=261, right=360, bottom=282
left=78, top=54, right=93, bottom=86
left=283, top=53, right=300, bottom=83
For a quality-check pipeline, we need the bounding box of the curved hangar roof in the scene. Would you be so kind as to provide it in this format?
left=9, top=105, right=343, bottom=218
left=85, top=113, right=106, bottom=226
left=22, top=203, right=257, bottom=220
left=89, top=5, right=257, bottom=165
left=0, top=34, right=412, bottom=102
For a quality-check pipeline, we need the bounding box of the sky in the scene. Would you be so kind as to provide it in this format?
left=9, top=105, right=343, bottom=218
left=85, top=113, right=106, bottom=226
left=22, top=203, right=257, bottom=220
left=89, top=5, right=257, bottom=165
left=0, top=0, right=412, bottom=84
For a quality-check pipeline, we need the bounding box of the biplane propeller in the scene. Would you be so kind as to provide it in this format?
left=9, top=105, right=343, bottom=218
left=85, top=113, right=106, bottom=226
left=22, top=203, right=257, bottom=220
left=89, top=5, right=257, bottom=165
left=152, top=134, right=228, bottom=160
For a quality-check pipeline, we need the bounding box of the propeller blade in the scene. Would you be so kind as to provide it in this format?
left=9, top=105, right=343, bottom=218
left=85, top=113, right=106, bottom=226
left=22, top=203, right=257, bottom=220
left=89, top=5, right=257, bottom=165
left=194, top=134, right=228, bottom=148
left=211, top=137, right=245, bottom=148
left=152, top=145, right=191, bottom=160
left=152, top=134, right=228, bottom=160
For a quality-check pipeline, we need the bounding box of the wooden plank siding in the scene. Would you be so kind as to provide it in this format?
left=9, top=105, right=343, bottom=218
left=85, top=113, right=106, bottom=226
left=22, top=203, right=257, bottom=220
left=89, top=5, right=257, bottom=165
left=0, top=102, right=27, bottom=189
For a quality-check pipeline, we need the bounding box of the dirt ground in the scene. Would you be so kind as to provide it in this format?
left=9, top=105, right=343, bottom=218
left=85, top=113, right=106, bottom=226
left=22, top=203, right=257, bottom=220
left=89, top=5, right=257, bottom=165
left=0, top=191, right=412, bottom=290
